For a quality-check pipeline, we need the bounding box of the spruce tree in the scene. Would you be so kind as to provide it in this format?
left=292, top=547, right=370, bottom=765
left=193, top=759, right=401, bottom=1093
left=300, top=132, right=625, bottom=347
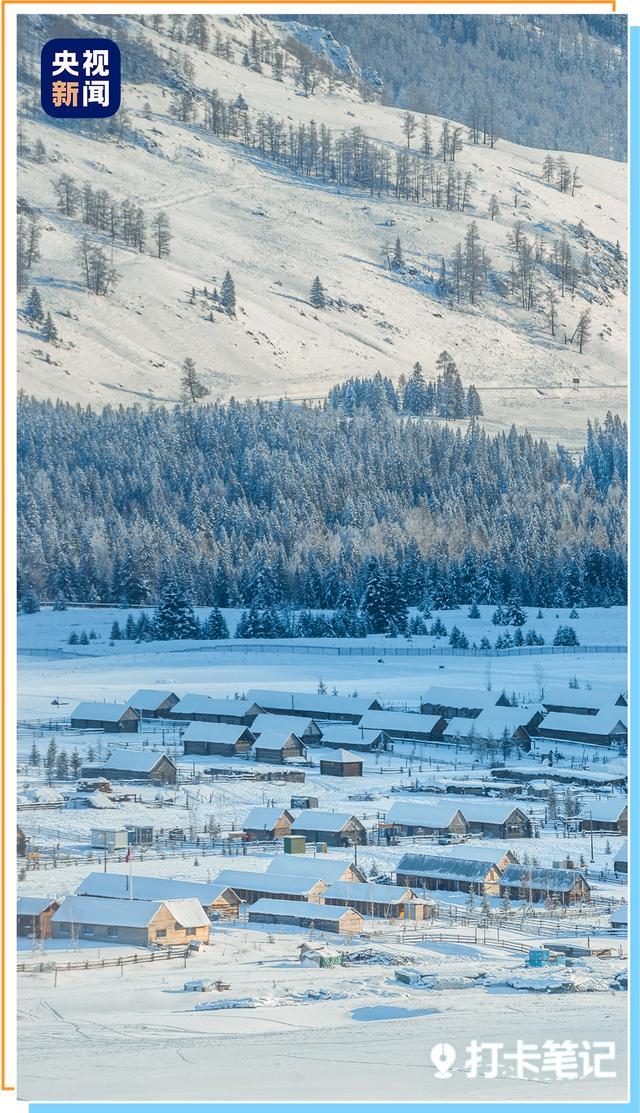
left=203, top=606, right=229, bottom=639
left=309, top=276, right=326, bottom=309
left=25, top=286, right=44, bottom=325
left=43, top=312, right=58, bottom=342
left=153, top=578, right=199, bottom=639
left=220, top=271, right=236, bottom=315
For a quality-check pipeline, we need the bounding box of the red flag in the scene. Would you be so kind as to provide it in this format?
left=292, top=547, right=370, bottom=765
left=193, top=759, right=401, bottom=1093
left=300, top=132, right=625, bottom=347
left=125, top=845, right=131, bottom=862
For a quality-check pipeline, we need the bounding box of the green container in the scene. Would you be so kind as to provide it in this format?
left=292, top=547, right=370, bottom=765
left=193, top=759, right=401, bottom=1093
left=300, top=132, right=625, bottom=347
left=284, top=835, right=306, bottom=855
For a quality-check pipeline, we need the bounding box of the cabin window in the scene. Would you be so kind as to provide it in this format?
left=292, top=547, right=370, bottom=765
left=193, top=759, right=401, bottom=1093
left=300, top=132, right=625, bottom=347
left=107, top=926, right=118, bottom=937
left=156, top=928, right=167, bottom=938
left=186, top=927, right=196, bottom=936
left=83, top=926, right=94, bottom=936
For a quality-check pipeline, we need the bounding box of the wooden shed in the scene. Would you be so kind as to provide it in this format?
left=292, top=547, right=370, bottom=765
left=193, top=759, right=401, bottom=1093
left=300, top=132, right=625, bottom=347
left=537, top=709, right=627, bottom=748
left=420, top=686, right=508, bottom=719
left=291, top=810, right=367, bottom=847
left=17, top=897, right=59, bottom=939
left=126, top=689, right=180, bottom=719
left=357, top=710, right=447, bottom=742
left=51, top=896, right=211, bottom=945
left=182, top=721, right=255, bottom=757
left=250, top=713, right=323, bottom=745
left=453, top=800, right=533, bottom=839
left=243, top=806, right=294, bottom=841
left=614, top=840, right=628, bottom=874
left=499, top=865, right=591, bottom=906
left=265, top=855, right=366, bottom=884
left=251, top=730, right=306, bottom=765
left=248, top=898, right=365, bottom=934
left=71, top=701, right=140, bottom=733
left=319, top=749, right=363, bottom=777
left=541, top=688, right=627, bottom=715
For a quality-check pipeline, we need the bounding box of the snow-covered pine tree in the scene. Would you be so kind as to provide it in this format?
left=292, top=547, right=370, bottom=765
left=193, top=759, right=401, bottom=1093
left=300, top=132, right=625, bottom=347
left=25, top=286, right=44, bottom=325
left=153, top=578, right=199, bottom=639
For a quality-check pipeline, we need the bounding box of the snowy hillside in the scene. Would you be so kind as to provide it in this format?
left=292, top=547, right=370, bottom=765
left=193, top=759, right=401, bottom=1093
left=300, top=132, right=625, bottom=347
left=17, top=13, right=627, bottom=444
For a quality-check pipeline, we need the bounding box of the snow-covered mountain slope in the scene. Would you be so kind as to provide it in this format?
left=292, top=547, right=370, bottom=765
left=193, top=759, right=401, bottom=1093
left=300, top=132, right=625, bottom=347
left=17, top=14, right=627, bottom=444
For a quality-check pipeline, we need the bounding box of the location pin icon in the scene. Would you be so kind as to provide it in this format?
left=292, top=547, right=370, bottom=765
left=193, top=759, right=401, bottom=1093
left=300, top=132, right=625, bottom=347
left=431, top=1042, right=456, bottom=1079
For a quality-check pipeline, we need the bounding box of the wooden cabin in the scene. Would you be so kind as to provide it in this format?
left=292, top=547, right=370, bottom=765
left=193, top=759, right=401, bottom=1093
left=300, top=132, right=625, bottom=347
left=318, top=726, right=387, bottom=753
left=182, top=721, right=255, bottom=757
left=251, top=730, right=306, bottom=764
left=250, top=713, right=323, bottom=745
left=452, top=800, right=533, bottom=839
left=357, top=710, right=446, bottom=742
left=320, top=749, right=363, bottom=777
left=243, top=807, right=294, bottom=841
left=499, top=865, right=591, bottom=906
left=169, top=695, right=258, bottom=725
left=420, top=686, right=509, bottom=719
left=214, top=869, right=328, bottom=904
left=81, top=751, right=177, bottom=784
left=70, top=701, right=140, bottom=733
left=17, top=897, right=59, bottom=939
left=75, top=871, right=239, bottom=919
left=51, top=896, right=211, bottom=945
left=248, top=898, right=364, bottom=934
left=580, top=800, right=627, bottom=834
left=291, top=811, right=367, bottom=847
left=323, top=880, right=415, bottom=918
left=265, top=855, right=366, bottom=884
left=244, top=689, right=381, bottom=724
left=541, top=688, right=627, bottom=716
left=395, top=852, right=502, bottom=895
left=387, top=801, right=469, bottom=837
left=614, top=840, right=628, bottom=874
left=126, top=689, right=180, bottom=719
left=537, top=709, right=627, bottom=748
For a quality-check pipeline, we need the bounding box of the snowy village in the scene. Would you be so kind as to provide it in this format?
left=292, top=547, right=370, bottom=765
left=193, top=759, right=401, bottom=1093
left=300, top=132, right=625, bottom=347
left=14, top=6, right=628, bottom=1106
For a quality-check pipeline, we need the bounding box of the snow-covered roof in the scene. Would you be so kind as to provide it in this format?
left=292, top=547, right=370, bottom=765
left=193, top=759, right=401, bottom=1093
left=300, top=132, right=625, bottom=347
left=75, top=871, right=231, bottom=906
left=542, top=687, right=626, bottom=711
left=358, top=710, right=442, bottom=734
left=499, top=865, right=587, bottom=892
left=318, top=725, right=383, bottom=747
left=435, top=844, right=515, bottom=864
left=214, top=870, right=323, bottom=896
left=72, top=792, right=117, bottom=809
left=265, top=856, right=360, bottom=883
left=397, top=853, right=497, bottom=883
left=52, top=895, right=208, bottom=929
left=610, top=904, right=628, bottom=926
left=443, top=707, right=537, bottom=740
left=291, top=810, right=360, bottom=833
left=320, top=749, right=362, bottom=764
left=26, top=786, right=64, bottom=804
left=71, top=701, right=136, bottom=722
left=96, top=750, right=176, bottom=773
left=171, top=695, right=254, bottom=717
left=421, top=686, right=498, bottom=709
left=324, top=880, right=411, bottom=904
left=126, top=689, right=178, bottom=710
left=581, top=798, right=627, bottom=821
left=182, top=721, right=252, bottom=744
left=540, top=710, right=627, bottom=736
left=17, top=897, right=57, bottom=916
left=442, top=797, right=529, bottom=824
left=249, top=898, right=362, bottom=922
left=387, top=801, right=465, bottom=829
left=250, top=713, right=319, bottom=737
left=251, top=728, right=303, bottom=751
left=245, top=689, right=376, bottom=716
left=614, top=840, right=628, bottom=864
left=243, top=806, right=291, bottom=830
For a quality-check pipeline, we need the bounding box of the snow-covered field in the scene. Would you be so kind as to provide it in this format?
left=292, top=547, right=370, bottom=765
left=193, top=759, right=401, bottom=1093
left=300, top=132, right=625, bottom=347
left=16, top=606, right=628, bottom=1101
left=17, top=14, right=627, bottom=445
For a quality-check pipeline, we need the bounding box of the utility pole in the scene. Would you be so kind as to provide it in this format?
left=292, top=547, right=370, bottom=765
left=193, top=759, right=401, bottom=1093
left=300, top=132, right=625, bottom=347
left=589, top=811, right=595, bottom=863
